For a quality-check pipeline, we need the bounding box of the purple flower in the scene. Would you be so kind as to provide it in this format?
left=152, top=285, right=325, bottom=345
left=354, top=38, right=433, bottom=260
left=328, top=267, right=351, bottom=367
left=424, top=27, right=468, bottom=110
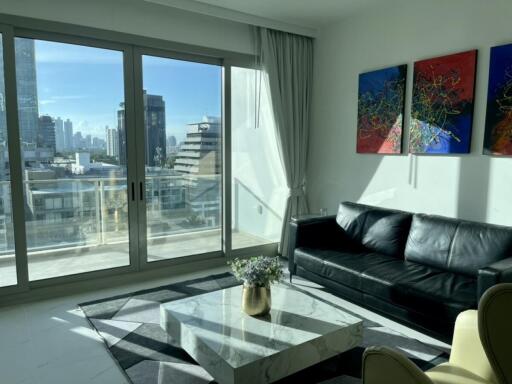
left=229, top=256, right=283, bottom=287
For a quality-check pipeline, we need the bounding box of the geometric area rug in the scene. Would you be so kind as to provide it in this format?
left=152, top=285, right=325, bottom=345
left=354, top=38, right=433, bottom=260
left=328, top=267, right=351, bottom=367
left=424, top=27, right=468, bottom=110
left=79, top=272, right=449, bottom=384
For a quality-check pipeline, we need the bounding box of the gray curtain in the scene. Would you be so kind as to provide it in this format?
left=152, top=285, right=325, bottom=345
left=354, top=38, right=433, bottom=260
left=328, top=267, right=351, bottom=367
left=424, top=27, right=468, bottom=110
left=258, top=27, right=313, bottom=258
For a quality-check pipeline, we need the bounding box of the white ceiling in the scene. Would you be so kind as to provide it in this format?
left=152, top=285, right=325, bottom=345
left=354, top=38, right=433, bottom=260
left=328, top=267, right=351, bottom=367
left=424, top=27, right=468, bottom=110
left=145, top=0, right=413, bottom=36
left=189, top=0, right=386, bottom=28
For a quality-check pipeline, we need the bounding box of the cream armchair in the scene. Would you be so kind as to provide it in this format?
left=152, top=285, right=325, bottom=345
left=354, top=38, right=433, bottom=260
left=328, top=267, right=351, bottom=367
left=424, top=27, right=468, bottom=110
left=362, top=283, right=512, bottom=384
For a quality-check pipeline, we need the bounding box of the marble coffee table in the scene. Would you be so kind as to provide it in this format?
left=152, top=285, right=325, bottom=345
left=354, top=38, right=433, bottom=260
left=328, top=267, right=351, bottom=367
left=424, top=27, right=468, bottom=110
left=160, top=283, right=363, bottom=384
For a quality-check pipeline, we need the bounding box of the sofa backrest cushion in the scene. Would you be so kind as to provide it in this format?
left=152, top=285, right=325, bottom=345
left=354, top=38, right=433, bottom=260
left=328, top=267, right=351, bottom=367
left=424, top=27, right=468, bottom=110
left=405, top=214, right=512, bottom=277
left=336, top=202, right=412, bottom=257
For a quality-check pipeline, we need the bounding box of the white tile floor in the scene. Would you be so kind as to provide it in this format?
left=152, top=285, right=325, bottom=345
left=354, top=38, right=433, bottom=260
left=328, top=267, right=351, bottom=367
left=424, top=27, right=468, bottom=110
left=0, top=265, right=230, bottom=384
left=0, top=267, right=450, bottom=384
left=0, top=230, right=269, bottom=286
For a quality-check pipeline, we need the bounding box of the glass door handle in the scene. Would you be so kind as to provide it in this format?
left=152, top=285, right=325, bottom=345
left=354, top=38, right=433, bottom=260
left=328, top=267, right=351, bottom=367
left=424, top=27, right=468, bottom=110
left=131, top=182, right=135, bottom=201
left=139, top=182, right=144, bottom=201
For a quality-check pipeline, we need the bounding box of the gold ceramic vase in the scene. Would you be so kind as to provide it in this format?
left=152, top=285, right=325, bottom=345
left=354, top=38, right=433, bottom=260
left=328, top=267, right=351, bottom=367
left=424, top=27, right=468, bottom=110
left=242, top=285, right=271, bottom=316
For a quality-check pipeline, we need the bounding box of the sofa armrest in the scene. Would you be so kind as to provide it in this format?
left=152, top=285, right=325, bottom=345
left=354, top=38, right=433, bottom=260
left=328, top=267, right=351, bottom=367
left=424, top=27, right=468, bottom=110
left=478, top=257, right=512, bottom=300
left=288, top=215, right=341, bottom=276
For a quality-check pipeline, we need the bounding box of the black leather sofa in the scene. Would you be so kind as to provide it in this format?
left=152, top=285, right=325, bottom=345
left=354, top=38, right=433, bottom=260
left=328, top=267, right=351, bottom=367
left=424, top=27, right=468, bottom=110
left=288, top=202, right=512, bottom=338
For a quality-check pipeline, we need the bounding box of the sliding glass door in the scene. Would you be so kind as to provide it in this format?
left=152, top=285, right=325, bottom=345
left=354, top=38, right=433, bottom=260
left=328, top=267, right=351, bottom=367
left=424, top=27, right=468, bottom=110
left=14, top=37, right=132, bottom=281
left=138, top=54, right=222, bottom=262
left=0, top=21, right=280, bottom=296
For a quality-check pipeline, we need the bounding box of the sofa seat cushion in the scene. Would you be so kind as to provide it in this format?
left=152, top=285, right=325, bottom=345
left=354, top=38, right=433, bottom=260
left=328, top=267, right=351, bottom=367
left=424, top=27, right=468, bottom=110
left=395, top=273, right=477, bottom=321
left=361, top=260, right=442, bottom=302
left=294, top=247, right=397, bottom=289
left=294, top=247, right=334, bottom=276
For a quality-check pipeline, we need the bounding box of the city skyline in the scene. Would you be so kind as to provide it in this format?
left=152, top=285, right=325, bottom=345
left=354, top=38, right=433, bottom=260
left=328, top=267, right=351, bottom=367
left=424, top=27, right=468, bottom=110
left=36, top=113, right=182, bottom=155
left=34, top=39, right=221, bottom=142
left=1, top=38, right=221, bottom=150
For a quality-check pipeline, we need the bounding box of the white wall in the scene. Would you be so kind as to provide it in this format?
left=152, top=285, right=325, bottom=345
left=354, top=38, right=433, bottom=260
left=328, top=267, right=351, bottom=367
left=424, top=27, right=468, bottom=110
left=0, top=0, right=254, bottom=54
left=308, top=0, right=512, bottom=226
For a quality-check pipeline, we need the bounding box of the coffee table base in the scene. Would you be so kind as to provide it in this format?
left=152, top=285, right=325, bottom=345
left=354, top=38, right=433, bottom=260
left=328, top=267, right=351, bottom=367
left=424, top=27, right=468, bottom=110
left=161, top=285, right=363, bottom=384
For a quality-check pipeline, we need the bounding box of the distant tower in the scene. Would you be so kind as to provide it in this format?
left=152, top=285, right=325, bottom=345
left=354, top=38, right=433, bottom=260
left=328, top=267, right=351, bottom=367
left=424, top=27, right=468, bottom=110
left=38, top=115, right=56, bottom=153
left=117, top=102, right=126, bottom=165
left=54, top=117, right=64, bottom=152
left=64, top=119, right=73, bottom=150
left=73, top=131, right=83, bottom=150
left=15, top=38, right=39, bottom=145
left=143, top=91, right=166, bottom=166
left=105, top=126, right=119, bottom=159
left=92, top=137, right=105, bottom=150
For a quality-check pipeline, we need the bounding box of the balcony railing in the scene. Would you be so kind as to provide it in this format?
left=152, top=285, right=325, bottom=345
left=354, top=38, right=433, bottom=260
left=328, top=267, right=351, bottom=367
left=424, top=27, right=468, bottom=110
left=0, top=174, right=282, bottom=258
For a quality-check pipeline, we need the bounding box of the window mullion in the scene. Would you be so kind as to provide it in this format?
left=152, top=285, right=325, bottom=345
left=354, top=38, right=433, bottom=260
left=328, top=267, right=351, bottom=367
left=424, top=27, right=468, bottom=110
left=2, top=26, right=29, bottom=290
left=132, top=48, right=148, bottom=269
left=124, top=45, right=143, bottom=271
left=222, top=63, right=232, bottom=259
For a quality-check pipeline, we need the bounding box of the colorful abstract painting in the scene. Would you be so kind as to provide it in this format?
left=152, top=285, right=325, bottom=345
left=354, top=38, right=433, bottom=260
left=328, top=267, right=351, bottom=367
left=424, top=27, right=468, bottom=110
left=357, top=65, right=406, bottom=153
left=409, top=50, right=477, bottom=154
left=484, top=43, right=512, bottom=155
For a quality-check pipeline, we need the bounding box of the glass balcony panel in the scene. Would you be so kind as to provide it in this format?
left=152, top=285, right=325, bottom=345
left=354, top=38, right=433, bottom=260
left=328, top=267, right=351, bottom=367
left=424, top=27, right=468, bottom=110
left=141, top=55, right=222, bottom=261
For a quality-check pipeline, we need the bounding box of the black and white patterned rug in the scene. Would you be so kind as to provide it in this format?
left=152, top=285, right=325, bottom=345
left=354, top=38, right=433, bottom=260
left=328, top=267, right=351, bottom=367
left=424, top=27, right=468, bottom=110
left=79, top=273, right=449, bottom=384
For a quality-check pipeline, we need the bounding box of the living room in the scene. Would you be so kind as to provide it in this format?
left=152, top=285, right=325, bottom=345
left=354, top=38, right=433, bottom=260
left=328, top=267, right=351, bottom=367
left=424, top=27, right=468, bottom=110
left=0, top=0, right=511, bottom=383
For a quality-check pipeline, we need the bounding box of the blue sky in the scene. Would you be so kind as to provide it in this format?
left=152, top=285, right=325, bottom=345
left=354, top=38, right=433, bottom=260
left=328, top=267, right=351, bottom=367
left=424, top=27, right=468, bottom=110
left=35, top=40, right=221, bottom=142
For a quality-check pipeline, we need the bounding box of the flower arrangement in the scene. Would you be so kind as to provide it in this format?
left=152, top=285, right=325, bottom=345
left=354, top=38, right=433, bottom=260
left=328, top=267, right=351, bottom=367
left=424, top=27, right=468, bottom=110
left=229, top=256, right=283, bottom=287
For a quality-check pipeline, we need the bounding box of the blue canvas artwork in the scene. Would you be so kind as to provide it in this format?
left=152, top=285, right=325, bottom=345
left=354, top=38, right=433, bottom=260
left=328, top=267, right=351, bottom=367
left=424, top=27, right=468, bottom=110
left=357, top=65, right=406, bottom=154
left=484, top=43, right=512, bottom=155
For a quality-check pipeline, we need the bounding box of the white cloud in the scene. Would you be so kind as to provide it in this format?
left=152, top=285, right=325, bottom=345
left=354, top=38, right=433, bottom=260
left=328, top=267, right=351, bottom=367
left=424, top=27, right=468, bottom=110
left=39, top=99, right=56, bottom=105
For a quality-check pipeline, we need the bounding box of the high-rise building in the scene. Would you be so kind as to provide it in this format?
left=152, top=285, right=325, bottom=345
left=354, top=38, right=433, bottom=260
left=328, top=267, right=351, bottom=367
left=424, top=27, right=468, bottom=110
left=15, top=38, right=39, bottom=145
left=54, top=117, right=64, bottom=152
left=174, top=116, right=221, bottom=223
left=64, top=119, right=73, bottom=150
left=92, top=137, right=106, bottom=150
left=38, top=115, right=56, bottom=153
left=85, top=134, right=92, bottom=149
left=105, top=126, right=119, bottom=159
left=0, top=141, right=10, bottom=181
left=73, top=131, right=83, bottom=149
left=143, top=91, right=166, bottom=167
left=166, top=135, right=178, bottom=155
left=117, top=103, right=126, bottom=165
left=175, top=116, right=221, bottom=175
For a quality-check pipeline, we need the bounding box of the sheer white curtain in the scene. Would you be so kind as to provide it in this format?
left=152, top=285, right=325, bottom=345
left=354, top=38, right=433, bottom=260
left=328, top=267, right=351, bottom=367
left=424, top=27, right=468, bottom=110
left=257, top=27, right=314, bottom=258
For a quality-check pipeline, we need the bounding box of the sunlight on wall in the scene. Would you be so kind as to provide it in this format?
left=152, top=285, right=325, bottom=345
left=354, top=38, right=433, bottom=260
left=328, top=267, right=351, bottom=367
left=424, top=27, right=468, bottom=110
left=357, top=155, right=462, bottom=218
left=309, top=0, right=512, bottom=226
left=487, top=158, right=512, bottom=223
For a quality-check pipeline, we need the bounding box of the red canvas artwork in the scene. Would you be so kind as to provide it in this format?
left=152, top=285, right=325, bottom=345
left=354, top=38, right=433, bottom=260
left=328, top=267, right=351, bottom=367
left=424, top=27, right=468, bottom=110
left=409, top=50, right=477, bottom=153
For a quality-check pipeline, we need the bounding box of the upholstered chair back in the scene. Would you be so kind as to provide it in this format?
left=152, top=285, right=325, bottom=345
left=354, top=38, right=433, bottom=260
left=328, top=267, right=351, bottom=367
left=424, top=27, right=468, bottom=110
left=479, top=283, right=512, bottom=384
